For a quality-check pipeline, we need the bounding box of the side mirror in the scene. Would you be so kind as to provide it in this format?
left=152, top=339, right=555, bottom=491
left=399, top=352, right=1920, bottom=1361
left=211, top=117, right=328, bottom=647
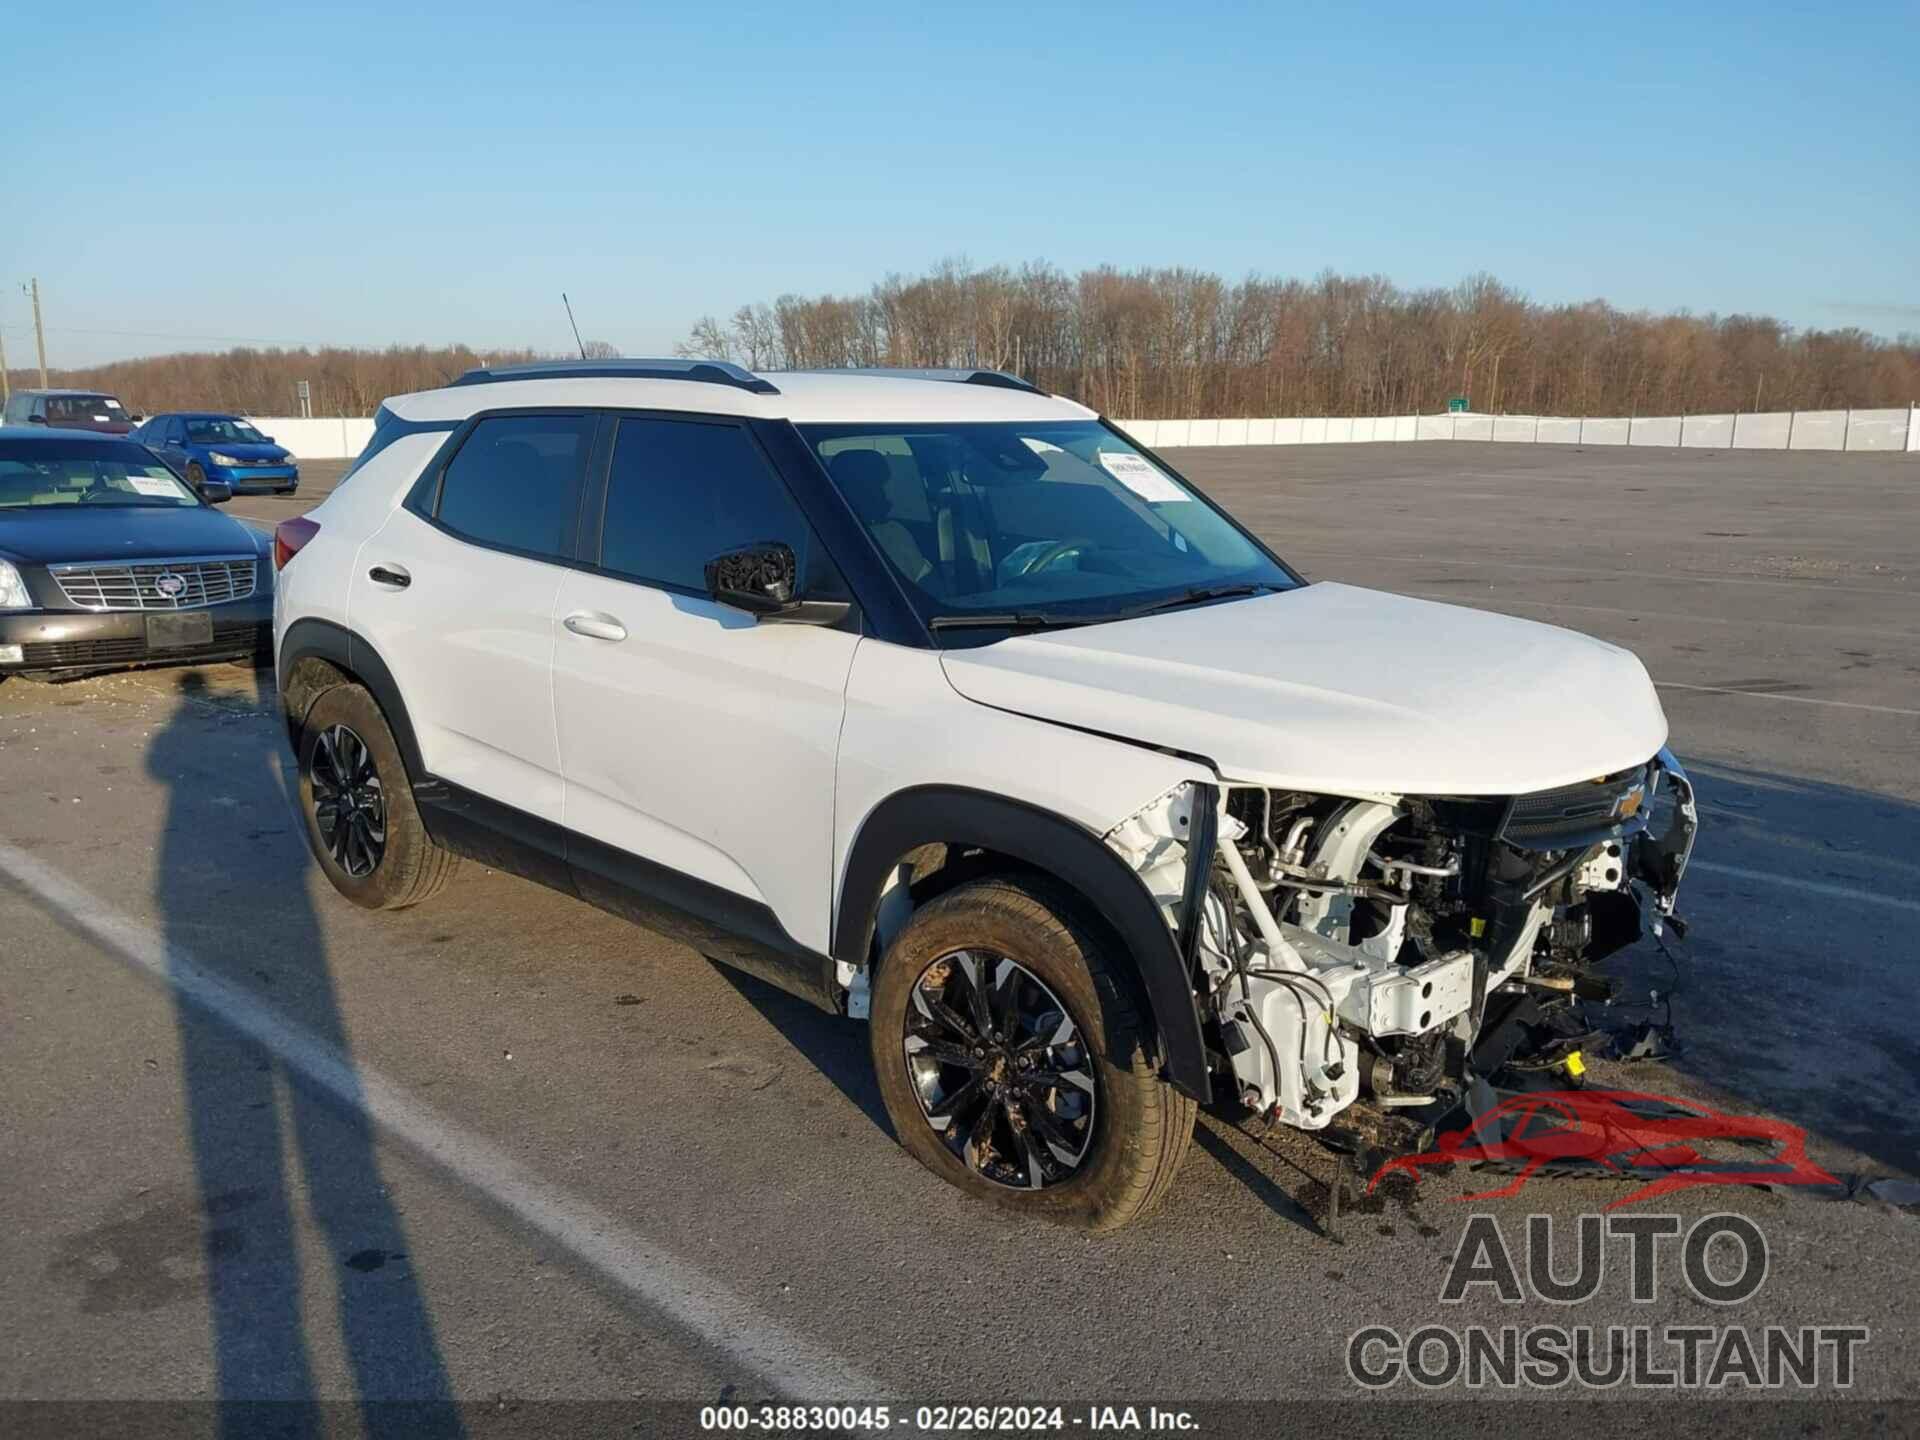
left=26, top=413, right=46, bottom=424
left=706, top=541, right=797, bottom=612
left=200, top=479, right=234, bottom=504
left=131, top=413, right=146, bottom=423
left=704, top=541, right=849, bottom=626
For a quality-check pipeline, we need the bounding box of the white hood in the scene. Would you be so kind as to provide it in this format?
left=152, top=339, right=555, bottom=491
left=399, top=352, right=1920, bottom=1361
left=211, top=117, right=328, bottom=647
left=939, top=583, right=1669, bottom=797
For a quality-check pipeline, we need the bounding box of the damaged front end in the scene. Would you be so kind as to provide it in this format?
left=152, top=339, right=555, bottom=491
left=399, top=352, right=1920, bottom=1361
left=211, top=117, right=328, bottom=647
left=1105, top=749, right=1698, bottom=1141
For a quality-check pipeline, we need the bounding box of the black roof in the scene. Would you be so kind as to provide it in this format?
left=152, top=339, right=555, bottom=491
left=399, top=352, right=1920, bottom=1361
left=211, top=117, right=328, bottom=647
left=10, top=388, right=124, bottom=399
left=450, top=358, right=779, bottom=395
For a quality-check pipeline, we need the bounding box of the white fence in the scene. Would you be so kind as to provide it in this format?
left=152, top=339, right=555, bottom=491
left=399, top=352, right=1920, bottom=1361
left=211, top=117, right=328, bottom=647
left=1119, top=407, right=1920, bottom=454
left=250, top=406, right=1920, bottom=459
left=245, top=415, right=376, bottom=459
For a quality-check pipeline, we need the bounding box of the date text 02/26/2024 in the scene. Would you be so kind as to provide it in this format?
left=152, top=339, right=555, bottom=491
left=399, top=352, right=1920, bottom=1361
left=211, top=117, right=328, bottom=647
left=700, top=1405, right=1199, bottom=1432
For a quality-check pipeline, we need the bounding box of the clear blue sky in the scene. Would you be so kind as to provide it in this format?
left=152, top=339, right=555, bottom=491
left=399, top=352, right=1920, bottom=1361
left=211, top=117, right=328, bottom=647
left=4, top=0, right=1915, bottom=367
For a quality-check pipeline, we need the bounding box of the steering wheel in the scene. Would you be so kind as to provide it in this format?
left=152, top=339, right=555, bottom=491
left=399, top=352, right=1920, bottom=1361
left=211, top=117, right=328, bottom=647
left=1013, top=537, right=1096, bottom=578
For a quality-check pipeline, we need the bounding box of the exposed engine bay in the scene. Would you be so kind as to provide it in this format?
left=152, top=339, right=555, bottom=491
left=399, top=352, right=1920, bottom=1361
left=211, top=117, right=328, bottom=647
left=1104, top=749, right=1698, bottom=1137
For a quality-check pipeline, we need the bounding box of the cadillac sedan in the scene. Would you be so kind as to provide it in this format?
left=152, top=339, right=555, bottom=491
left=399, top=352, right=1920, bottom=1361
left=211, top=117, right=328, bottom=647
left=0, top=428, right=272, bottom=681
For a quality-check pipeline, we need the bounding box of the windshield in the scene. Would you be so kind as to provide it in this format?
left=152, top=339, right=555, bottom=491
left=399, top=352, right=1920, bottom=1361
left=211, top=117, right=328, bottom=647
left=0, top=442, right=201, bottom=509
left=186, top=418, right=267, bottom=444
left=797, top=420, right=1294, bottom=635
left=46, top=396, right=128, bottom=422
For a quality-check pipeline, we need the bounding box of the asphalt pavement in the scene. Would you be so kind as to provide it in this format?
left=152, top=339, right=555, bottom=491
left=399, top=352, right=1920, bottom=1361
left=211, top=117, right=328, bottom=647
left=2, top=442, right=1915, bottom=1430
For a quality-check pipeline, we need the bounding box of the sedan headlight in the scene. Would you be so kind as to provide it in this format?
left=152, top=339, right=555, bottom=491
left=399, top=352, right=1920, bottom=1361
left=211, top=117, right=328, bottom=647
left=0, top=560, right=33, bottom=610
left=209, top=452, right=243, bottom=467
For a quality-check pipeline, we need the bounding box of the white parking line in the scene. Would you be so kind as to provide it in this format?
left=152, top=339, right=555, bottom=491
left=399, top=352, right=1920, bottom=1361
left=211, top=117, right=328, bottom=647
left=1655, top=681, right=1920, bottom=718
left=0, top=839, right=881, bottom=1402
left=1690, top=859, right=1920, bottom=915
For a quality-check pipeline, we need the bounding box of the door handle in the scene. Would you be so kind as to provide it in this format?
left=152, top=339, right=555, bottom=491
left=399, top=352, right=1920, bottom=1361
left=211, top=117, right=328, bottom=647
left=368, top=564, right=411, bottom=589
left=564, top=610, right=627, bottom=642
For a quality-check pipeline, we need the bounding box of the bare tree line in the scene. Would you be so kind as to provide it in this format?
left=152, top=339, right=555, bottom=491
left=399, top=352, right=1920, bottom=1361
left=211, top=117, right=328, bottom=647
left=10, top=264, right=1915, bottom=421
left=2, top=343, right=553, bottom=418
left=679, top=262, right=1920, bottom=418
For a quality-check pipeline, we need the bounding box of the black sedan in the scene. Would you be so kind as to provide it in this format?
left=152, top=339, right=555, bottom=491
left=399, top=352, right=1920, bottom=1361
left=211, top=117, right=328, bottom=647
left=0, top=428, right=273, bottom=681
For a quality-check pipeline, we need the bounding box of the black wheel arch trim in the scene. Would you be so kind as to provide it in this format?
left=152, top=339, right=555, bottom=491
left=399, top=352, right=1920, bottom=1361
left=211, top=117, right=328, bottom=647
left=278, top=618, right=427, bottom=782
left=836, top=784, right=1213, bottom=1103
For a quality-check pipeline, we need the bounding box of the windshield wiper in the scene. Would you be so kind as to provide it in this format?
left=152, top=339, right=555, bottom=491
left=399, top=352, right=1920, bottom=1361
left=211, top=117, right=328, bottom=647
left=926, top=612, right=1094, bottom=632
left=1121, top=583, right=1279, bottom=619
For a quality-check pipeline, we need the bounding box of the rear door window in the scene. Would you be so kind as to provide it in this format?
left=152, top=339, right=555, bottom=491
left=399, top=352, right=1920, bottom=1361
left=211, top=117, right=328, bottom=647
left=428, top=412, right=595, bottom=562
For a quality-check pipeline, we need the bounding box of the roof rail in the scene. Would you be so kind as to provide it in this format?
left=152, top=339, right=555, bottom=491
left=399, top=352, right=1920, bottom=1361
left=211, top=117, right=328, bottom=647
left=450, top=358, right=779, bottom=395
left=780, top=367, right=1046, bottom=396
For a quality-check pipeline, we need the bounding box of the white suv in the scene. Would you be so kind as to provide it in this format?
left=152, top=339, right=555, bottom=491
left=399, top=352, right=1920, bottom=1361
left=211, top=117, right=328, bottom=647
left=273, top=360, right=1697, bottom=1229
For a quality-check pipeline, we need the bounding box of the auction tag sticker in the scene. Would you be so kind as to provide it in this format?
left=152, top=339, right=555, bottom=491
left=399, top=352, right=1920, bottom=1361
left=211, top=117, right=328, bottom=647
left=127, top=474, right=180, bottom=497
left=1098, top=450, right=1187, bottom=502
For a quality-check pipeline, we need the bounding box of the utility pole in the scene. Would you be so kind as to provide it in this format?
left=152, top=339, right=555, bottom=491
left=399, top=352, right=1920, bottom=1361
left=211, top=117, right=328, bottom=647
left=0, top=322, right=10, bottom=406
left=29, top=278, right=48, bottom=388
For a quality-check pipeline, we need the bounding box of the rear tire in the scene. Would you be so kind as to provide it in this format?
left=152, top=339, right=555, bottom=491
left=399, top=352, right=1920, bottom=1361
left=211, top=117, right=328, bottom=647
left=870, top=875, right=1194, bottom=1231
left=296, top=683, right=457, bottom=910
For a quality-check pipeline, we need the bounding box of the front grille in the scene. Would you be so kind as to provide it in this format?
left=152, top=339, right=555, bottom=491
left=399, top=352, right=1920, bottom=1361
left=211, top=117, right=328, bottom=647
left=50, top=557, right=257, bottom=611
left=20, top=622, right=265, bottom=670
left=1501, top=764, right=1653, bottom=851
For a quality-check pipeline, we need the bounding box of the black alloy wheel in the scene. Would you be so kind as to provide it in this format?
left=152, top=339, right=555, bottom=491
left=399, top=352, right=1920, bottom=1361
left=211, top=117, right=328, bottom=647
left=309, top=723, right=387, bottom=877
left=904, top=949, right=1096, bottom=1190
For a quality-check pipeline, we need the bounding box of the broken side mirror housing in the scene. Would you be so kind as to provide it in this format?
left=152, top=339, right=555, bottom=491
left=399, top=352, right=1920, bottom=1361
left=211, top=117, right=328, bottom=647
left=704, top=541, right=849, bottom=627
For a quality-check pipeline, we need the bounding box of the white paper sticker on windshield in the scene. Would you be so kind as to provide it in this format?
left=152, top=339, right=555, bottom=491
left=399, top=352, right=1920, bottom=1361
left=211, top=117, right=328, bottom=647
left=127, top=474, right=180, bottom=497
left=92, top=414, right=111, bottom=423
left=1097, top=451, right=1187, bottom=503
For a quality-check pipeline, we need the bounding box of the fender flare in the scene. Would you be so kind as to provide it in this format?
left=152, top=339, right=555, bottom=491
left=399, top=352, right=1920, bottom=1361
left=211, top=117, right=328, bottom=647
left=835, top=785, right=1212, bottom=1103
left=278, top=618, right=426, bottom=782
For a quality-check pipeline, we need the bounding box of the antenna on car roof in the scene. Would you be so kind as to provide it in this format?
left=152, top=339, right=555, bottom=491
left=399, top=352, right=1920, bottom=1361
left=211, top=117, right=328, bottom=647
left=561, top=292, right=587, bottom=360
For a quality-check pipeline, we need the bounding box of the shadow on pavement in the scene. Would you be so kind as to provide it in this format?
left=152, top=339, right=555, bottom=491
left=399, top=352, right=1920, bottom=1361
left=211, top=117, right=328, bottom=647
left=715, top=965, right=893, bottom=1139
left=146, top=671, right=460, bottom=1437
left=1190, top=1120, right=1322, bottom=1236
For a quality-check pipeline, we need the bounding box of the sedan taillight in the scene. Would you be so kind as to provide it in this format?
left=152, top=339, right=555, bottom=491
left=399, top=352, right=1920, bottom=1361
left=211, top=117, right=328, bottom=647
left=273, top=517, right=321, bottom=571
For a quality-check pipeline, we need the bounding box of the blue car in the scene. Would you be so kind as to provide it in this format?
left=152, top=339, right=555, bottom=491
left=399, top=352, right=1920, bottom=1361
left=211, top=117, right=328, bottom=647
left=132, top=412, right=299, bottom=495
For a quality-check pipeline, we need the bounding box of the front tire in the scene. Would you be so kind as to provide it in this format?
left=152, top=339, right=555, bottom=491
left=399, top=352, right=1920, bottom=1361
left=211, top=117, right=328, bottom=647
left=296, top=683, right=457, bottom=909
left=870, top=876, right=1194, bottom=1230
left=185, top=461, right=208, bottom=496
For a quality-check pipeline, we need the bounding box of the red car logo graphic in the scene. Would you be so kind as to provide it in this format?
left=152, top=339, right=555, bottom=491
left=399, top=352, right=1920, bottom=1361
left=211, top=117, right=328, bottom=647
left=1369, top=1089, right=1839, bottom=1209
